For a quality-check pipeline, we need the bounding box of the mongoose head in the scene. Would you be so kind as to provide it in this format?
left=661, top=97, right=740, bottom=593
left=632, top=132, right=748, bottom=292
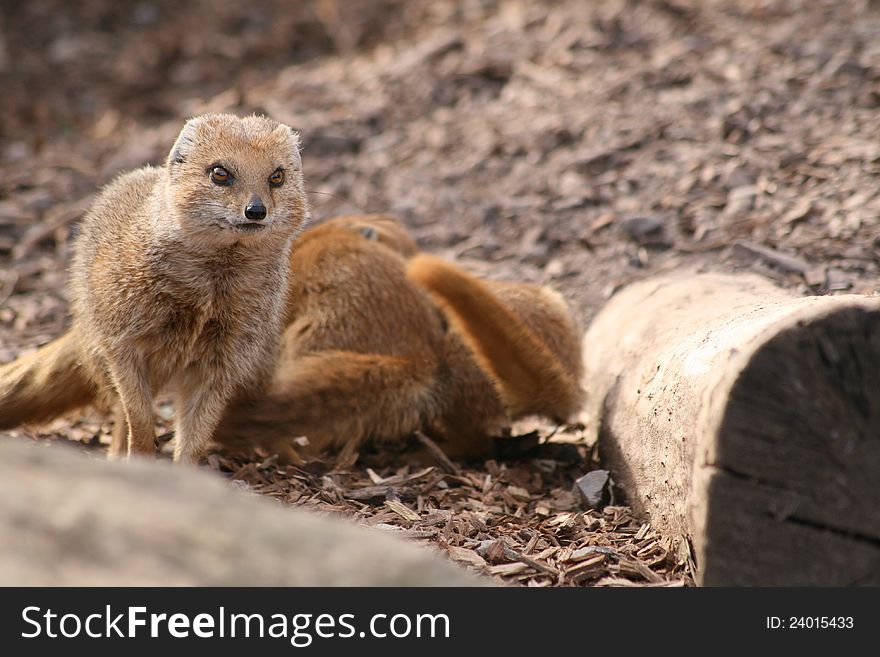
left=320, top=214, right=420, bottom=258
left=166, top=113, right=307, bottom=245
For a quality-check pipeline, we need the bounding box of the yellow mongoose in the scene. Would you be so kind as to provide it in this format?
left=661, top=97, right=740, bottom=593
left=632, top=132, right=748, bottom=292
left=214, top=215, right=584, bottom=461
left=0, top=114, right=308, bottom=463
left=1, top=214, right=581, bottom=462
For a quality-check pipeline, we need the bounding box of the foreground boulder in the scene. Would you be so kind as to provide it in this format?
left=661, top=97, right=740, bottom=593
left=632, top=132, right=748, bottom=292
left=583, top=271, right=880, bottom=586
left=0, top=440, right=480, bottom=586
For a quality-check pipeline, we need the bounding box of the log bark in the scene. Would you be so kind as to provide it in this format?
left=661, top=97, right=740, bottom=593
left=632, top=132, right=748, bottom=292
left=582, top=272, right=880, bottom=585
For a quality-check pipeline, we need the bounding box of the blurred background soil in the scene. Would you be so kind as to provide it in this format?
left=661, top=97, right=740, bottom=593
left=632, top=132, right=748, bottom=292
left=2, top=0, right=879, bottom=585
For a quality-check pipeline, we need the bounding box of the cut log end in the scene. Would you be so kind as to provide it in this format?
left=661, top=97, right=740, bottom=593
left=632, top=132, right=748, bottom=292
left=701, top=306, right=880, bottom=585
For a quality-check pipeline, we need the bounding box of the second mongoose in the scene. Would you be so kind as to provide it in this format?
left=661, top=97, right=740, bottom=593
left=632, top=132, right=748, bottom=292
left=214, top=215, right=584, bottom=462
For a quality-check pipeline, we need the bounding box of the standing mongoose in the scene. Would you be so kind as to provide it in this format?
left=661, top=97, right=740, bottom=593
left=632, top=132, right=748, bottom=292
left=214, top=215, right=584, bottom=462
left=0, top=113, right=308, bottom=464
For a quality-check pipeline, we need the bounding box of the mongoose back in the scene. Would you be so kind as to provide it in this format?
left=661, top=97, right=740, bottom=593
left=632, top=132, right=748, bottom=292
left=1, top=114, right=308, bottom=463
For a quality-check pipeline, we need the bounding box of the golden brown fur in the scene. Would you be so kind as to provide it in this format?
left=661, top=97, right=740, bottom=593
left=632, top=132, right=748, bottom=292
left=408, top=254, right=583, bottom=421
left=320, top=213, right=420, bottom=258
left=0, top=114, right=308, bottom=464
left=0, top=331, right=100, bottom=428
left=214, top=216, right=583, bottom=461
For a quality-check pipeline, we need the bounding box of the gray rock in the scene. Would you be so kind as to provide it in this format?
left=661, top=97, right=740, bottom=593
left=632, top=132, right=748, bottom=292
left=619, top=216, right=669, bottom=246
left=0, top=440, right=483, bottom=586
left=574, top=469, right=611, bottom=509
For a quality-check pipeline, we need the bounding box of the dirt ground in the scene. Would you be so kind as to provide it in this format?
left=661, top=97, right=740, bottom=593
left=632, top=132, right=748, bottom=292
left=2, top=0, right=879, bottom=586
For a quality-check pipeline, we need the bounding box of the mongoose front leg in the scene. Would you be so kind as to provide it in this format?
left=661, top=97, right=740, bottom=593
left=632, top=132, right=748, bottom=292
left=107, top=360, right=156, bottom=458
left=172, top=372, right=233, bottom=464
left=107, top=400, right=130, bottom=461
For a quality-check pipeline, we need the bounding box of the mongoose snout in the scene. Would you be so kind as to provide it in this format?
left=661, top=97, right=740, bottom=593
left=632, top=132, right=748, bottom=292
left=244, top=196, right=267, bottom=222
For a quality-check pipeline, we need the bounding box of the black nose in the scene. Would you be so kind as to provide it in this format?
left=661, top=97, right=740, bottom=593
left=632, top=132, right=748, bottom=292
left=244, top=198, right=267, bottom=221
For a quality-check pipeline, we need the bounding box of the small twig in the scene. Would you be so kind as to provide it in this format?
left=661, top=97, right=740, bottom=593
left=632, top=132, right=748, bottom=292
left=413, top=430, right=461, bottom=476
left=13, top=195, right=93, bottom=261
left=0, top=270, right=19, bottom=307
left=332, top=440, right=359, bottom=472
left=732, top=240, right=810, bottom=275
left=502, top=546, right=560, bottom=577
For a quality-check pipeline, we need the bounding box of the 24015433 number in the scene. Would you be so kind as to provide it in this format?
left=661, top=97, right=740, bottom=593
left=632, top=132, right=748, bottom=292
left=766, top=617, right=854, bottom=630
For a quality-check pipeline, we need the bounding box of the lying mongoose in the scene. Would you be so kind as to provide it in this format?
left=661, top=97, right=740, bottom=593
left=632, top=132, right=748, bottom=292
left=214, top=215, right=584, bottom=462
left=0, top=114, right=308, bottom=463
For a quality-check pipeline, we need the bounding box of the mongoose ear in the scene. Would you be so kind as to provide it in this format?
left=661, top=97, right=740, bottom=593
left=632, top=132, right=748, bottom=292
left=167, top=117, right=202, bottom=168
left=286, top=126, right=302, bottom=171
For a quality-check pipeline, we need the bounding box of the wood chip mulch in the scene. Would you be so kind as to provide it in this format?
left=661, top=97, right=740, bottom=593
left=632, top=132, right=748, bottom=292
left=207, top=431, right=694, bottom=588
left=10, top=407, right=694, bottom=587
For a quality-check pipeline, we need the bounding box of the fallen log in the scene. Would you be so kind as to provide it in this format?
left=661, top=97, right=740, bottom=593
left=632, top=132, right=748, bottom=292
left=0, top=440, right=481, bottom=586
left=582, top=272, right=880, bottom=585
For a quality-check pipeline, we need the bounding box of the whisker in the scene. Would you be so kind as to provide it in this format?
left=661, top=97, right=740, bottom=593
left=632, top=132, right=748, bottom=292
left=304, top=189, right=395, bottom=220
left=306, top=189, right=348, bottom=204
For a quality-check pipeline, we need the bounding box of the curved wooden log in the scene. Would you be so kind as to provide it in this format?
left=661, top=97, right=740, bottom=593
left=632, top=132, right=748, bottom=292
left=583, top=272, right=880, bottom=585
left=0, top=440, right=481, bottom=586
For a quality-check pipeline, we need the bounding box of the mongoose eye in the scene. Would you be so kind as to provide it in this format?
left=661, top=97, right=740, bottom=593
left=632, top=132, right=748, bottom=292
left=210, top=166, right=232, bottom=186
left=269, top=169, right=285, bottom=187
left=358, top=226, right=379, bottom=241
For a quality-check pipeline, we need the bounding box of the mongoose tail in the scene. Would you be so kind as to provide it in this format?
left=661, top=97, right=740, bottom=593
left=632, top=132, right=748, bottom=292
left=0, top=331, right=98, bottom=429
left=407, top=254, right=584, bottom=422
